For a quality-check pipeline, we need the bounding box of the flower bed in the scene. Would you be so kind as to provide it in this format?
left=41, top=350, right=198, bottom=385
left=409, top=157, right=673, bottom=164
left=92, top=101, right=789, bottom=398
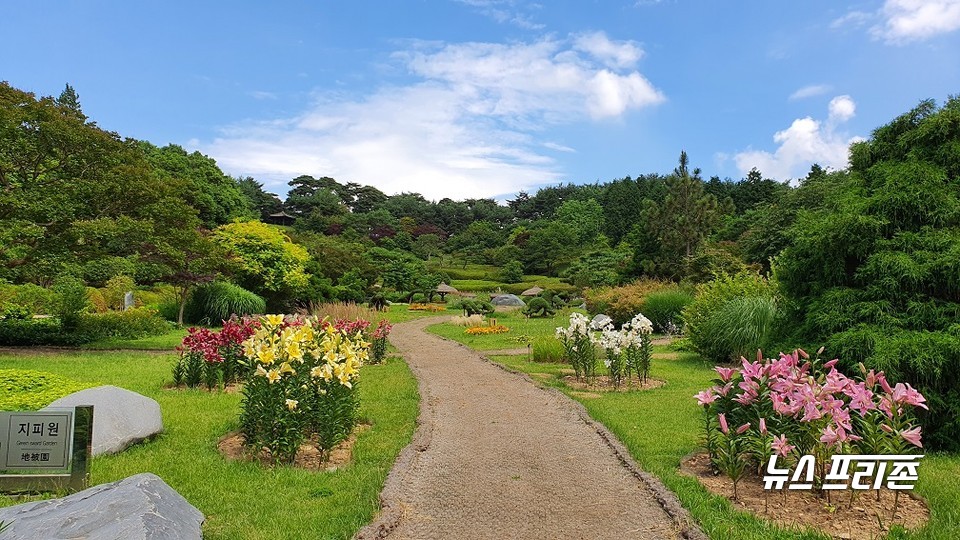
left=239, top=314, right=369, bottom=464
left=465, top=324, right=509, bottom=335
left=691, top=349, right=929, bottom=537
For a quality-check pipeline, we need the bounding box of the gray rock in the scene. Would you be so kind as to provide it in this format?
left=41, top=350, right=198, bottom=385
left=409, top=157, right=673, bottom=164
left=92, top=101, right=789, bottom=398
left=490, top=293, right=525, bottom=307
left=591, top=314, right=613, bottom=329
left=0, top=473, right=203, bottom=540
left=44, top=385, right=162, bottom=455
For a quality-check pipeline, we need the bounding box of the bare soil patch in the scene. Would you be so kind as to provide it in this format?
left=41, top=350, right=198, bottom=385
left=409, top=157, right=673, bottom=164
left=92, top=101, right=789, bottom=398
left=562, top=375, right=666, bottom=392
left=218, top=423, right=371, bottom=471
left=680, top=451, right=929, bottom=540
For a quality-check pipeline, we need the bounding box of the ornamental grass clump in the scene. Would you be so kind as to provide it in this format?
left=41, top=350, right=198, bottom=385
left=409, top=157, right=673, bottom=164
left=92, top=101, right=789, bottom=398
left=239, top=314, right=369, bottom=464
left=556, top=312, right=597, bottom=379
left=594, top=313, right=654, bottom=387
left=694, top=349, right=927, bottom=504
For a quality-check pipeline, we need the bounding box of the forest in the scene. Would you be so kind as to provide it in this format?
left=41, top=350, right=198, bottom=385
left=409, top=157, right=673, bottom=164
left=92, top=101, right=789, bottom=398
left=2, top=81, right=959, bottom=449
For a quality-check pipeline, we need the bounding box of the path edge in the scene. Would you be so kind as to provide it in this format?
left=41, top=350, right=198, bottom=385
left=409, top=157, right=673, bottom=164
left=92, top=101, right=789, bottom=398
left=460, top=337, right=710, bottom=540
left=353, top=319, right=437, bottom=540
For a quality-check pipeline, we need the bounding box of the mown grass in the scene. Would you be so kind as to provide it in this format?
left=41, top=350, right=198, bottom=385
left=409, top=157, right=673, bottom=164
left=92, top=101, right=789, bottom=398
left=426, top=309, right=575, bottom=350
left=474, top=345, right=960, bottom=540
left=0, top=350, right=419, bottom=540
left=82, top=327, right=192, bottom=350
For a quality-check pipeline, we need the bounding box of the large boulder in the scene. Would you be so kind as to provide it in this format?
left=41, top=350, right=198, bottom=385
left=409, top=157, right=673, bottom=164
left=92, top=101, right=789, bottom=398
left=591, top=314, right=613, bottom=329
left=490, top=293, right=525, bottom=307
left=44, top=385, right=162, bottom=455
left=0, top=473, right=203, bottom=540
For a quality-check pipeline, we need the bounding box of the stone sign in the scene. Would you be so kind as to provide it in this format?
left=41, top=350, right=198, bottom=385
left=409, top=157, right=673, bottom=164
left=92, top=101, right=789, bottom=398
left=0, top=406, right=92, bottom=493
left=0, top=410, right=73, bottom=471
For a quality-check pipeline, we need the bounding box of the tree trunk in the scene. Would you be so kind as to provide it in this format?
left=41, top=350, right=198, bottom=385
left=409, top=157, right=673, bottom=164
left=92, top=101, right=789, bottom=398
left=177, top=285, right=190, bottom=326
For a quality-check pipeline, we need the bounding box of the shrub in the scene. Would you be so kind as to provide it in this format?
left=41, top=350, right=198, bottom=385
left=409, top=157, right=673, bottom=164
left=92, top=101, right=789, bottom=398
left=0, top=283, right=58, bottom=314
left=532, top=336, right=565, bottom=363
left=0, top=318, right=86, bottom=346
left=499, top=260, right=525, bottom=283
left=642, top=290, right=693, bottom=333
left=103, top=274, right=136, bottom=310
left=683, top=273, right=778, bottom=363
left=522, top=297, right=556, bottom=318
left=53, top=276, right=90, bottom=331
left=76, top=308, right=171, bottom=340
left=459, top=299, right=494, bottom=316
left=584, top=278, right=675, bottom=326
left=0, top=303, right=32, bottom=320
left=185, top=282, right=266, bottom=325
left=0, top=369, right=91, bottom=411
left=86, top=287, right=109, bottom=313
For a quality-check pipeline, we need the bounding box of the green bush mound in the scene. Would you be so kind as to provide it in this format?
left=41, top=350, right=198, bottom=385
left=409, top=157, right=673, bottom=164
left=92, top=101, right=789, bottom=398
left=0, top=283, right=58, bottom=315
left=682, top=273, right=778, bottom=363
left=642, top=290, right=693, bottom=332
left=584, top=278, right=676, bottom=326
left=0, top=369, right=91, bottom=411
left=184, top=281, right=266, bottom=325
left=522, top=297, right=556, bottom=318
left=76, top=308, right=171, bottom=340
left=0, top=319, right=84, bottom=346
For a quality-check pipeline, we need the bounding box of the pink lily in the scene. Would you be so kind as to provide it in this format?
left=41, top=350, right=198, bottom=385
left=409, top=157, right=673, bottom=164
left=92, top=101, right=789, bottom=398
left=736, top=422, right=751, bottom=435
left=759, top=417, right=768, bottom=435
left=694, top=390, right=717, bottom=407
left=715, top=366, right=737, bottom=382
left=771, top=434, right=795, bottom=457
left=718, top=413, right=730, bottom=435
left=900, top=427, right=923, bottom=448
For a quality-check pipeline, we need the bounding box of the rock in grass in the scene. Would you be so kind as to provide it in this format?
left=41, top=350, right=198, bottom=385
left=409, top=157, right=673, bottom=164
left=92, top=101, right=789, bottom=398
left=44, top=385, right=162, bottom=455
left=591, top=314, right=612, bottom=329
left=0, top=473, right=203, bottom=540
left=490, top=293, right=525, bottom=307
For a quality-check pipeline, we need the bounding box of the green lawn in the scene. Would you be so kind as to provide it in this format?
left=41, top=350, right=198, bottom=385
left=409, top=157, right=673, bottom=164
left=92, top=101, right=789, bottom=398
left=0, top=350, right=419, bottom=540
left=426, top=309, right=575, bottom=350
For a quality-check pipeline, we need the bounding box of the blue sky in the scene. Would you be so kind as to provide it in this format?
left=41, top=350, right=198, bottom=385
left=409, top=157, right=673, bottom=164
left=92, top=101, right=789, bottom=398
left=3, top=1, right=959, bottom=201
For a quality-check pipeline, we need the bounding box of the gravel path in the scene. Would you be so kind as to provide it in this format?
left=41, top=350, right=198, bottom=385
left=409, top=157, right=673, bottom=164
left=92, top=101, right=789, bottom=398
left=356, top=316, right=701, bottom=540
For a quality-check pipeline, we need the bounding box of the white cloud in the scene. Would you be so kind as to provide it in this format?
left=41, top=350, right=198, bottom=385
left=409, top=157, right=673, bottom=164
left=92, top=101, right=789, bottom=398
left=198, top=34, right=664, bottom=200
left=872, top=0, right=960, bottom=43
left=788, top=84, right=831, bottom=101
left=834, top=1, right=960, bottom=43
left=733, top=95, right=864, bottom=181
left=455, top=0, right=545, bottom=30
left=830, top=10, right=873, bottom=30
left=828, top=95, right=856, bottom=122
left=573, top=31, right=644, bottom=68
